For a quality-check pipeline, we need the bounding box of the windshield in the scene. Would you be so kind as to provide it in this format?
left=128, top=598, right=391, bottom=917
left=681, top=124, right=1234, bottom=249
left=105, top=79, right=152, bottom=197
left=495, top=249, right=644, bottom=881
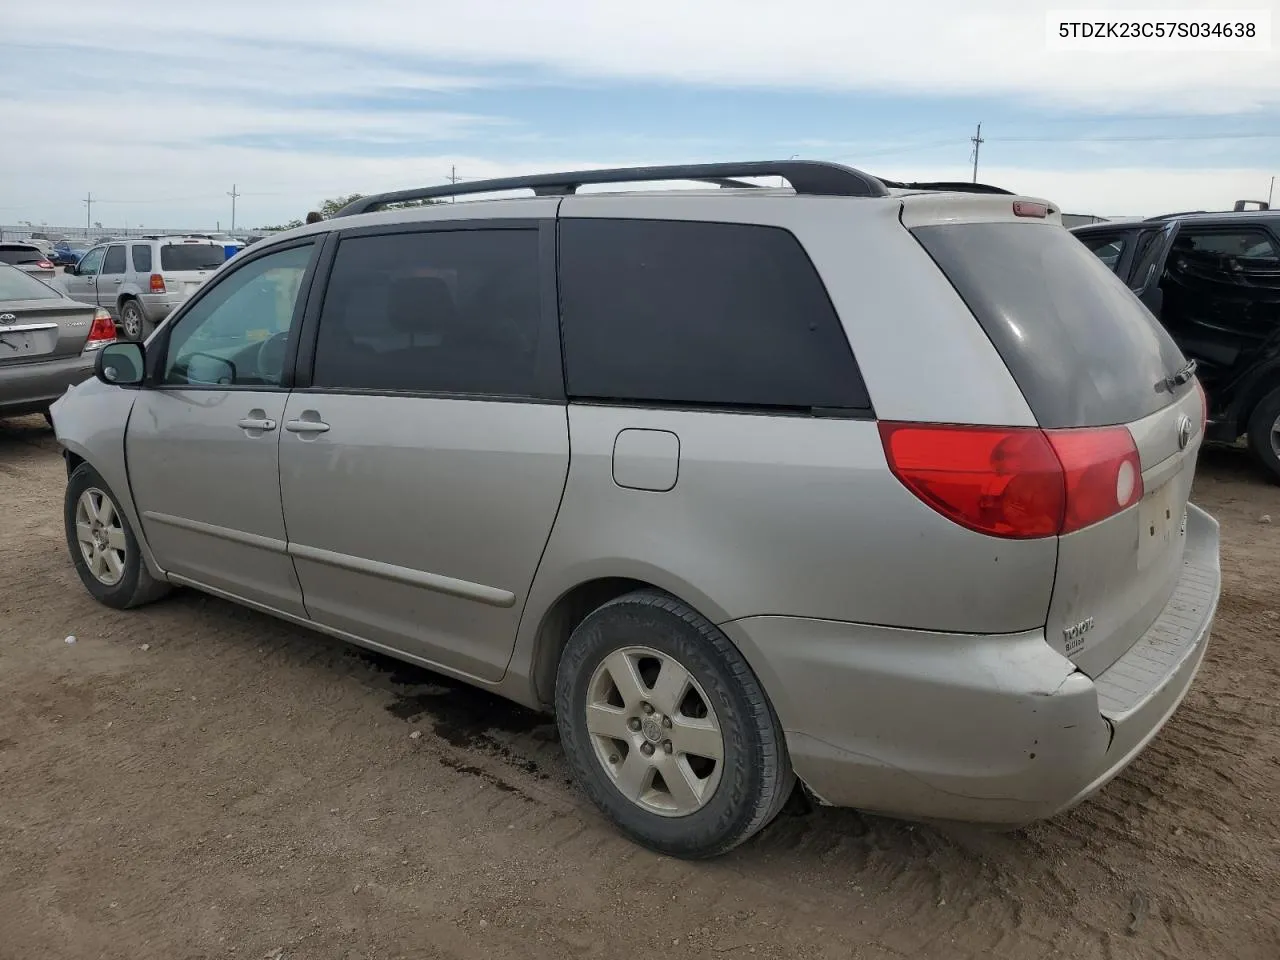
left=161, top=244, right=226, bottom=271
left=0, top=246, right=47, bottom=265
left=0, top=263, right=61, bottom=300
left=913, top=221, right=1189, bottom=428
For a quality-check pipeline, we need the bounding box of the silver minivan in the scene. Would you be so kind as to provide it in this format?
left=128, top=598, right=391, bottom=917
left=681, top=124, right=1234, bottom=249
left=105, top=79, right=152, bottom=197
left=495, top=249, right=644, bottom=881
left=59, top=237, right=225, bottom=341
left=50, top=162, right=1221, bottom=859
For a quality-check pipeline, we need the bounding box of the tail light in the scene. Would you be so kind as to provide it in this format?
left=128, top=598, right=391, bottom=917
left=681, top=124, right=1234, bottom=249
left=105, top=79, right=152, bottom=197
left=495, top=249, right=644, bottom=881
left=149, top=273, right=166, bottom=293
left=879, top=422, right=1144, bottom=539
left=36, top=259, right=54, bottom=269
left=83, top=308, right=117, bottom=351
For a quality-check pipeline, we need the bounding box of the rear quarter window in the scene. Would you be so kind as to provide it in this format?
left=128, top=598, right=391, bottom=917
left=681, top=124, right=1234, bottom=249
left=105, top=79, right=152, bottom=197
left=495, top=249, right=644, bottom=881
left=913, top=222, right=1187, bottom=428
left=558, top=218, right=870, bottom=412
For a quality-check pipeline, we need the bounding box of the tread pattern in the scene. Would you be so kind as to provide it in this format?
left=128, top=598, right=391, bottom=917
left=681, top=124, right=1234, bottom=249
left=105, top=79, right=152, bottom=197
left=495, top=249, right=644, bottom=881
left=556, top=589, right=794, bottom=859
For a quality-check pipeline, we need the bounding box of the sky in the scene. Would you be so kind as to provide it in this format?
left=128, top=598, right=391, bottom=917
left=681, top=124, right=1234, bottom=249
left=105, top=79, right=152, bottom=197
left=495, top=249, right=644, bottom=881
left=2, top=0, right=1278, bottom=230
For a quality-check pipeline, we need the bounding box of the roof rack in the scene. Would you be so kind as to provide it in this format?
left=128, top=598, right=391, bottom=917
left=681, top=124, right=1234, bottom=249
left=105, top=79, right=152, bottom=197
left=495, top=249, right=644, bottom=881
left=876, top=179, right=1014, bottom=196
left=1145, top=211, right=1209, bottom=221
left=333, top=161, right=891, bottom=216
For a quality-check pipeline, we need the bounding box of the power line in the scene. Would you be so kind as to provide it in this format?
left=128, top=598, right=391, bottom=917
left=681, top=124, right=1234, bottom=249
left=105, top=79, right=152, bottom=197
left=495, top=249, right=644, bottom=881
left=991, top=132, right=1280, bottom=143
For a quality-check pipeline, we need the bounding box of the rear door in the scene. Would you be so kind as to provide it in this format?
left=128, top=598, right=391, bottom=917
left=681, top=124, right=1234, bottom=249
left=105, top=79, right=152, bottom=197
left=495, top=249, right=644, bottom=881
left=278, top=220, right=568, bottom=682
left=98, top=244, right=128, bottom=316
left=911, top=206, right=1202, bottom=677
left=1152, top=223, right=1280, bottom=393
left=0, top=266, right=97, bottom=366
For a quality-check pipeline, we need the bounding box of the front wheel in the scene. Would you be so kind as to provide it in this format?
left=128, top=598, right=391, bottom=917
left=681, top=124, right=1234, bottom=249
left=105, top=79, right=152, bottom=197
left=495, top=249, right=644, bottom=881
left=64, top=462, right=170, bottom=609
left=1246, top=387, right=1280, bottom=484
left=555, top=590, right=793, bottom=859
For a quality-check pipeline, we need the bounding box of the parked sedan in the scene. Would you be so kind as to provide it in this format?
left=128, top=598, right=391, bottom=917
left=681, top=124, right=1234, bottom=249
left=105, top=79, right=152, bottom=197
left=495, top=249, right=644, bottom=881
left=0, top=242, right=57, bottom=283
left=0, top=263, right=117, bottom=423
left=52, top=240, right=91, bottom=266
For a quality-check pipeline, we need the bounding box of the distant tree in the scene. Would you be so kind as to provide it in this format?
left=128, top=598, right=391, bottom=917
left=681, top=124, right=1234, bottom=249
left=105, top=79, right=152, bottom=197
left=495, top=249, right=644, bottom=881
left=255, top=191, right=440, bottom=233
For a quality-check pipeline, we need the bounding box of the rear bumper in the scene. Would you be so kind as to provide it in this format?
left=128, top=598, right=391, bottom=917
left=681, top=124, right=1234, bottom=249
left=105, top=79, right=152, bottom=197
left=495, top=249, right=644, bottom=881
left=136, top=292, right=187, bottom=323
left=722, top=503, right=1221, bottom=826
left=0, top=353, right=97, bottom=415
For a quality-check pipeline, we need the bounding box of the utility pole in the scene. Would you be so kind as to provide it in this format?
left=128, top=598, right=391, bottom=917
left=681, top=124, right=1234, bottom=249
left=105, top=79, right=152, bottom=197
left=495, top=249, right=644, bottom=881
left=970, top=123, right=984, bottom=183
left=227, top=184, right=241, bottom=231
left=83, top=192, right=93, bottom=231
left=448, top=164, right=459, bottom=202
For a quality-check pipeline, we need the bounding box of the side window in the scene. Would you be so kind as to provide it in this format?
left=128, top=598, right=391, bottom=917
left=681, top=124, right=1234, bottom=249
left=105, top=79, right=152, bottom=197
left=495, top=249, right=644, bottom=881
left=311, top=229, right=543, bottom=397
left=132, top=244, right=153, bottom=273
left=102, top=245, right=127, bottom=275
left=1080, top=233, right=1126, bottom=273
left=163, top=244, right=313, bottom=388
left=77, top=246, right=106, bottom=275
left=558, top=219, right=870, bottom=411
left=1179, top=229, right=1278, bottom=260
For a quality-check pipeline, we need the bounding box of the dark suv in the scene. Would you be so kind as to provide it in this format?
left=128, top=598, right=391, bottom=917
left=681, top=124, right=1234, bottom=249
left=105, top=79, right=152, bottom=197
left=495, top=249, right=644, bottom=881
left=1072, top=209, right=1280, bottom=480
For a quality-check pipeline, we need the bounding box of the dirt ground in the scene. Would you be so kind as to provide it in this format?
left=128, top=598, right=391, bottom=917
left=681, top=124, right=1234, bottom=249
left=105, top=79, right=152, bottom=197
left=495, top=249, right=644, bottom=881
left=1, top=415, right=1277, bottom=960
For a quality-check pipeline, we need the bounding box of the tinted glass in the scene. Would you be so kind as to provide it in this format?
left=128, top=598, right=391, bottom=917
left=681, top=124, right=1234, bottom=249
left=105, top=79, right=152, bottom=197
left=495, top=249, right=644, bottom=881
left=132, top=244, right=153, bottom=272
left=102, top=245, right=126, bottom=274
left=161, top=243, right=226, bottom=271
left=913, top=222, right=1188, bottom=428
left=558, top=219, right=869, bottom=411
left=312, top=229, right=543, bottom=397
left=164, top=244, right=313, bottom=387
left=0, top=263, right=60, bottom=300
left=0, top=245, right=45, bottom=265
left=1179, top=229, right=1279, bottom=260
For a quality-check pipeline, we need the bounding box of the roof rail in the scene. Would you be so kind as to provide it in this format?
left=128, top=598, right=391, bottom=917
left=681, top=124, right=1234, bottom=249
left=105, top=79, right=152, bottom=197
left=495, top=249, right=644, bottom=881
left=1144, top=211, right=1209, bottom=221
left=876, top=179, right=1014, bottom=196
left=333, top=160, right=891, bottom=216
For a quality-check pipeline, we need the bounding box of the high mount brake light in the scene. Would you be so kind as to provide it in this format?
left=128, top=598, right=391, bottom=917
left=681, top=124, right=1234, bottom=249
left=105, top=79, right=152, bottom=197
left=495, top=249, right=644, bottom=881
left=879, top=422, right=1144, bottom=539
left=1012, top=201, right=1049, bottom=218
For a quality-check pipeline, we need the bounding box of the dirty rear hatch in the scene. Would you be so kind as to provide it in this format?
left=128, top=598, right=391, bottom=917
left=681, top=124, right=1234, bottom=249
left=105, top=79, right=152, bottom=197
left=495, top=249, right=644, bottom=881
left=909, top=206, right=1202, bottom=677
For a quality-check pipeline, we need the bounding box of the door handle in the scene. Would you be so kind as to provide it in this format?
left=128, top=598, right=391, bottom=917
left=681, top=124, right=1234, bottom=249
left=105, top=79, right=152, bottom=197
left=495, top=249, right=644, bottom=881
left=112, top=279, right=123, bottom=285
left=237, top=417, right=277, bottom=431
left=285, top=419, right=330, bottom=434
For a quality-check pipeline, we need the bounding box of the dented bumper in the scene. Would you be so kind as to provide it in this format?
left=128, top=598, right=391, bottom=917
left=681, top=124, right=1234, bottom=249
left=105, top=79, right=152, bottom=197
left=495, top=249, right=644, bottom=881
left=720, top=504, right=1220, bottom=826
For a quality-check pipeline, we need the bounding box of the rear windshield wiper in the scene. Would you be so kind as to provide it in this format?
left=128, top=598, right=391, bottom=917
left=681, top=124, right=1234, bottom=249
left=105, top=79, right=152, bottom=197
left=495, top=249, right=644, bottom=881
left=1165, top=359, right=1197, bottom=389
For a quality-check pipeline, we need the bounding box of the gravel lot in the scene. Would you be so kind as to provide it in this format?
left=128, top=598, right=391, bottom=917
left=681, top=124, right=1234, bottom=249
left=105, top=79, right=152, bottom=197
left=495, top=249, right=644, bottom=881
left=1, top=414, right=1277, bottom=960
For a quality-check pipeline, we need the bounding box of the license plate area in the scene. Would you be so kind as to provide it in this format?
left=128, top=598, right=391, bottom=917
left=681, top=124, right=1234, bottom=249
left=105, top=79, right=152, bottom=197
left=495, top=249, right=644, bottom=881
left=0, top=328, right=57, bottom=359
left=1137, top=480, right=1184, bottom=570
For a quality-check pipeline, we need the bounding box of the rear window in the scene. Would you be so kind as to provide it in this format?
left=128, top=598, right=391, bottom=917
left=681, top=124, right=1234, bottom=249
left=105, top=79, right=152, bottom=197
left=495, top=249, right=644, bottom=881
left=161, top=244, right=226, bottom=271
left=0, top=245, right=45, bottom=265
left=913, top=222, right=1187, bottom=428
left=0, top=263, right=59, bottom=300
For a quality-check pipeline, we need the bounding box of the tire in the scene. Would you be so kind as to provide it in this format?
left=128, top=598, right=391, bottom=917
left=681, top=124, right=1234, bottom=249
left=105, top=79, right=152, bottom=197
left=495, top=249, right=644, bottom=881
left=118, top=299, right=147, bottom=341
left=1246, top=387, right=1280, bottom=484
left=555, top=590, right=794, bottom=859
left=64, top=462, right=170, bottom=609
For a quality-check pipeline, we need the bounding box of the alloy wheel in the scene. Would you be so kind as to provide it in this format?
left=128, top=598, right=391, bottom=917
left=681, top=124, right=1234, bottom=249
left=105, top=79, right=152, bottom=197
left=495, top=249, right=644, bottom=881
left=74, top=488, right=127, bottom=586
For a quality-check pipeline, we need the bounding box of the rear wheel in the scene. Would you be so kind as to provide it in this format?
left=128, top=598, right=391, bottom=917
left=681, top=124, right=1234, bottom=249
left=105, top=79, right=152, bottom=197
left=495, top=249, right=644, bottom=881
left=119, top=299, right=146, bottom=341
left=64, top=462, right=170, bottom=609
left=1246, top=387, right=1280, bottom=484
left=555, top=590, right=793, bottom=859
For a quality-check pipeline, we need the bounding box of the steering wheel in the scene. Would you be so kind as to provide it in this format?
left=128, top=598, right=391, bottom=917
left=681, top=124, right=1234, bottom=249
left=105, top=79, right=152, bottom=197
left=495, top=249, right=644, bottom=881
left=255, top=331, right=290, bottom=383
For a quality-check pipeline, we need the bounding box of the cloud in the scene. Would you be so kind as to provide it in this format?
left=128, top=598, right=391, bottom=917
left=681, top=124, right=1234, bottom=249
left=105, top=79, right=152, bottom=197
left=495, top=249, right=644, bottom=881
left=15, top=0, right=1279, bottom=112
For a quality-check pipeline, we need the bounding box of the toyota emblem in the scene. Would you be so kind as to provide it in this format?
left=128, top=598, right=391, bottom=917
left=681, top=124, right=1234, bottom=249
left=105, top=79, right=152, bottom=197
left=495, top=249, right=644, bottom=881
left=0, top=313, right=16, bottom=325
left=1176, top=414, right=1192, bottom=451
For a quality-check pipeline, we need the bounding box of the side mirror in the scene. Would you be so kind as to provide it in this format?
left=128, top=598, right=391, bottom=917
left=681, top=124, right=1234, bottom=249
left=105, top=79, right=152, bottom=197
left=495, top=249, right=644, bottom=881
left=64, top=264, right=76, bottom=274
left=95, top=341, right=145, bottom=387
